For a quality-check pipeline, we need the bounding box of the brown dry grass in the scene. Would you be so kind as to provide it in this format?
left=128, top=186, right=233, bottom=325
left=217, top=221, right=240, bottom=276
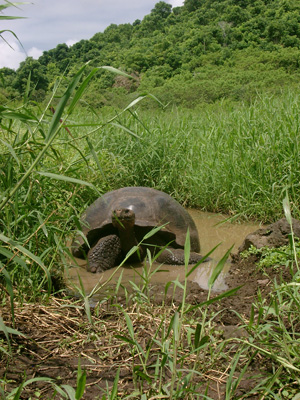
left=0, top=293, right=252, bottom=399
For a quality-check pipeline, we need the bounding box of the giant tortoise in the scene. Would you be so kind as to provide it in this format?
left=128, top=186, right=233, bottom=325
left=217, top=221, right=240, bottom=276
left=72, top=187, right=207, bottom=272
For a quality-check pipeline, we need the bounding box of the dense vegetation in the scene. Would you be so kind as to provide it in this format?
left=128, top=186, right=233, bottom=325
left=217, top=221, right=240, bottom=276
left=1, top=1, right=300, bottom=398
left=1, top=0, right=300, bottom=106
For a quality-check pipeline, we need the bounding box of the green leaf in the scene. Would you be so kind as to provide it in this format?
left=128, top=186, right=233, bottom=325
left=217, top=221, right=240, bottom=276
left=124, top=311, right=135, bottom=339
left=184, top=285, right=242, bottom=314
left=110, top=367, right=120, bottom=399
left=2, top=268, right=15, bottom=323
left=67, top=66, right=100, bottom=115
left=0, top=233, right=52, bottom=293
left=184, top=228, right=191, bottom=267
left=110, top=122, right=141, bottom=139
left=46, top=63, right=88, bottom=143
left=75, top=358, right=86, bottom=399
left=100, top=66, right=133, bottom=78
left=208, top=245, right=233, bottom=288
left=86, top=138, right=106, bottom=179
left=194, top=323, right=201, bottom=348
left=283, top=193, right=292, bottom=226
left=186, top=244, right=220, bottom=278
left=0, top=247, right=28, bottom=269
left=61, top=385, right=76, bottom=400
left=167, top=311, right=180, bottom=341
left=142, top=224, right=168, bottom=240
left=36, top=171, right=98, bottom=190
left=0, top=138, right=20, bottom=165
left=115, top=334, right=135, bottom=346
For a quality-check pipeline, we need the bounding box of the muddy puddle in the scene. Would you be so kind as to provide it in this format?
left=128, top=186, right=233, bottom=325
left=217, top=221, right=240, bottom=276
left=65, top=210, right=262, bottom=300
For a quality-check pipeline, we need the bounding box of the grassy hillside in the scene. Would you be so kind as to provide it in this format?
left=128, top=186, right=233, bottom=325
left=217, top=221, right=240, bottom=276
left=1, top=0, right=300, bottom=106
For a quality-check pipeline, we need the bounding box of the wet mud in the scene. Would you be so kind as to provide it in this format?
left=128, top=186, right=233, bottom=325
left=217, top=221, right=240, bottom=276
left=6, top=212, right=290, bottom=399
left=65, top=210, right=263, bottom=301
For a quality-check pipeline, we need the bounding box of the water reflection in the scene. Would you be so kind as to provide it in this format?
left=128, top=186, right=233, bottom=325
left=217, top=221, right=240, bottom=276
left=65, top=210, right=262, bottom=297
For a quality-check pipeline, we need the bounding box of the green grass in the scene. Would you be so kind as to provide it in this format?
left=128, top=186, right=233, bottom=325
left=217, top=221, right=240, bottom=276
left=54, top=88, right=300, bottom=222
left=1, top=54, right=300, bottom=398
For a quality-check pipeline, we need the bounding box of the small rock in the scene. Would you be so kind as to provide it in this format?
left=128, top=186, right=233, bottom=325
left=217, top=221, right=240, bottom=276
left=257, top=279, right=269, bottom=286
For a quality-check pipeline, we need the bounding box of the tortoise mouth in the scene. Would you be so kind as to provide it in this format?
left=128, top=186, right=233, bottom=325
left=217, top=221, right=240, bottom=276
left=112, top=208, right=135, bottom=228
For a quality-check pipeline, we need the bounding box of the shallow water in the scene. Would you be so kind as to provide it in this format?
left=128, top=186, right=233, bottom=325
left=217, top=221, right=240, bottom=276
left=65, top=210, right=262, bottom=298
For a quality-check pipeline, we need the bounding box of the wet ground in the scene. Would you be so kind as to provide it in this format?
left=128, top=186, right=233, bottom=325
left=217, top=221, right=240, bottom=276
left=1, top=211, right=278, bottom=399
left=65, top=210, right=263, bottom=300
left=1, top=243, right=284, bottom=399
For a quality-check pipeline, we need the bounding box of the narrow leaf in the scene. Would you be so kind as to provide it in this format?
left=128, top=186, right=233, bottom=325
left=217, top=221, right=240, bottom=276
left=61, top=385, right=76, bottom=400
left=208, top=245, right=233, bottom=288
left=100, top=66, right=132, bottom=78
left=115, top=335, right=135, bottom=346
left=86, top=138, right=106, bottom=178
left=46, top=63, right=88, bottom=142
left=0, top=233, right=51, bottom=293
left=283, top=193, right=292, bottom=226
left=185, top=285, right=242, bottom=314
left=184, top=228, right=191, bottom=267
left=36, top=171, right=98, bottom=190
left=110, top=367, right=120, bottom=399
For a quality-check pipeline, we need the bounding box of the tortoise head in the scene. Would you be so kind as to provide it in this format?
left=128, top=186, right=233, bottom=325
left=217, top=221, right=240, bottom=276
left=112, top=208, right=135, bottom=230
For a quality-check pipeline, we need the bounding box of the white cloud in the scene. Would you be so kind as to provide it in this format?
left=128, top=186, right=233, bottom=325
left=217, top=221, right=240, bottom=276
left=66, top=39, right=79, bottom=48
left=28, top=46, right=43, bottom=59
left=169, top=0, right=184, bottom=6
left=0, top=39, right=26, bottom=69
left=0, top=0, right=185, bottom=69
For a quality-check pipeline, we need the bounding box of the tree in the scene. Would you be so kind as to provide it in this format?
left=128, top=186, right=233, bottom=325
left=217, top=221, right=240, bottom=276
left=184, top=0, right=201, bottom=12
left=13, top=57, right=48, bottom=95
left=140, top=1, right=172, bottom=32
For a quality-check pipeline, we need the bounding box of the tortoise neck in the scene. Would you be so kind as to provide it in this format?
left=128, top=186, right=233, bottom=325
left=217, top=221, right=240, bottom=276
left=117, top=225, right=144, bottom=260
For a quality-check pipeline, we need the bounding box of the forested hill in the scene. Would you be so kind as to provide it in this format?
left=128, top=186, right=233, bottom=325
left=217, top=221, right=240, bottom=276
left=1, top=0, right=300, bottom=107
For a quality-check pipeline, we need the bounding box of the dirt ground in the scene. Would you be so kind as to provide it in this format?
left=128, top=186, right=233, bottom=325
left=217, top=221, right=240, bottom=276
left=0, top=249, right=291, bottom=399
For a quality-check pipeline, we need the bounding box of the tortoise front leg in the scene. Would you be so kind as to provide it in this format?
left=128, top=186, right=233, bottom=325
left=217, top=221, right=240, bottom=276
left=87, top=234, right=121, bottom=273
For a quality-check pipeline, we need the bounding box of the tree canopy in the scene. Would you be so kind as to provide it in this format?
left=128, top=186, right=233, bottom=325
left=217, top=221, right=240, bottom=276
left=1, top=0, right=300, bottom=106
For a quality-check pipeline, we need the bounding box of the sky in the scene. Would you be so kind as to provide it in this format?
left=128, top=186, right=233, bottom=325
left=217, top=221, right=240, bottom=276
left=0, top=0, right=184, bottom=70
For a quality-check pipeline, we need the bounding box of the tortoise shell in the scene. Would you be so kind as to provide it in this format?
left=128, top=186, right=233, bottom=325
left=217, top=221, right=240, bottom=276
left=72, top=187, right=200, bottom=257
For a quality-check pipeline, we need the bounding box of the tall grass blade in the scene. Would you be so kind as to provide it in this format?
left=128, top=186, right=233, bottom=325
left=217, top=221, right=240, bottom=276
left=124, top=310, right=135, bottom=339
left=75, top=358, right=86, bottom=399
left=142, top=224, right=168, bottom=241
left=1, top=268, right=15, bottom=324
left=186, top=244, right=221, bottom=278
left=86, top=138, right=106, bottom=178
left=8, top=377, right=54, bottom=399
left=100, top=66, right=133, bottom=78
left=36, top=171, right=98, bottom=190
left=283, top=192, right=292, bottom=226
left=67, top=67, right=102, bottom=115
left=208, top=245, right=233, bottom=288
left=110, top=122, right=141, bottom=139
left=283, top=191, right=299, bottom=270
left=46, top=64, right=88, bottom=142
left=0, top=233, right=52, bottom=293
left=185, top=285, right=242, bottom=313
left=61, top=385, right=76, bottom=400
left=0, top=65, right=91, bottom=211
left=0, top=138, right=20, bottom=165
left=110, top=367, right=120, bottom=399
left=184, top=228, right=191, bottom=267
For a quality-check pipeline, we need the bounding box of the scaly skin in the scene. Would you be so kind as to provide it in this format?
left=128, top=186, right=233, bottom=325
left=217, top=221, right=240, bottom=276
left=87, top=208, right=209, bottom=272
left=156, top=248, right=210, bottom=265
left=87, top=234, right=121, bottom=273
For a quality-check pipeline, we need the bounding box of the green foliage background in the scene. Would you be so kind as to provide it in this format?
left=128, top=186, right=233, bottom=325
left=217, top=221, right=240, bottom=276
left=1, top=0, right=300, bottom=296
left=1, top=0, right=300, bottom=106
